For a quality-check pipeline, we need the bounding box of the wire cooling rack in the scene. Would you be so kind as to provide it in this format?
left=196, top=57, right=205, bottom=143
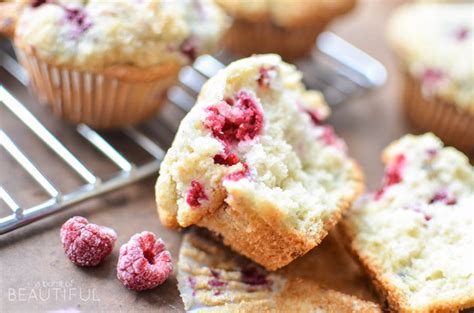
left=0, top=32, right=386, bottom=235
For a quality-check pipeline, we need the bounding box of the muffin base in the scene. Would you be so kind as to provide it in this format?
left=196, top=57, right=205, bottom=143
left=403, top=72, right=474, bottom=154
left=197, top=161, right=364, bottom=271
left=223, top=18, right=327, bottom=60
left=15, top=49, right=180, bottom=129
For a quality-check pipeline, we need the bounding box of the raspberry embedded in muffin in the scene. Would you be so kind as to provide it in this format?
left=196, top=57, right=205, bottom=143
left=203, top=91, right=264, bottom=147
left=186, top=180, right=208, bottom=208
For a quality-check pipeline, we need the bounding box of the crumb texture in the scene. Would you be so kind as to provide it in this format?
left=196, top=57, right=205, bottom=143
left=343, top=133, right=474, bottom=312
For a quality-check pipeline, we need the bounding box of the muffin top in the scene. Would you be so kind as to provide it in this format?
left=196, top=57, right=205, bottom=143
left=388, top=3, right=474, bottom=110
left=13, top=0, right=228, bottom=71
left=215, top=0, right=356, bottom=28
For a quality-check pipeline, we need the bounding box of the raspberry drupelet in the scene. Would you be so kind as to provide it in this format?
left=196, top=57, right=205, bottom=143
left=60, top=216, right=117, bottom=267
left=117, top=231, right=173, bottom=291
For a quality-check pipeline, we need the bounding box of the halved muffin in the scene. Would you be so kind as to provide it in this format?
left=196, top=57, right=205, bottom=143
left=341, top=133, right=474, bottom=312
left=155, top=54, right=363, bottom=270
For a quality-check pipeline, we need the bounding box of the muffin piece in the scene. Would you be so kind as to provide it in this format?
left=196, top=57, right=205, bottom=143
left=178, top=230, right=381, bottom=312
left=155, top=54, right=363, bottom=270
left=388, top=3, right=474, bottom=153
left=216, top=0, right=356, bottom=60
left=341, top=133, right=474, bottom=312
left=6, top=0, right=227, bottom=128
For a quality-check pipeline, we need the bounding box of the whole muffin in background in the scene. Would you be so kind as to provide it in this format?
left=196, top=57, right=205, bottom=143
left=388, top=2, right=474, bottom=154
left=3, top=0, right=228, bottom=129
left=216, top=0, right=356, bottom=60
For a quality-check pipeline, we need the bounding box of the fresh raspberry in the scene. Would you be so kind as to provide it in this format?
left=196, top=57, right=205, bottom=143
left=430, top=190, right=456, bottom=205
left=224, top=163, right=249, bottom=181
left=213, top=151, right=240, bottom=166
left=60, top=216, right=117, bottom=267
left=375, top=154, right=406, bottom=200
left=117, top=231, right=173, bottom=291
left=204, top=91, right=264, bottom=147
left=186, top=180, right=208, bottom=208
left=257, top=66, right=277, bottom=88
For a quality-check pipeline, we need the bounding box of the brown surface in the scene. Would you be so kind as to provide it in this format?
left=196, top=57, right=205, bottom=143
left=0, top=1, right=456, bottom=312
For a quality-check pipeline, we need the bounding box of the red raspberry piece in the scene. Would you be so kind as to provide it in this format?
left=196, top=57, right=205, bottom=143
left=224, top=163, right=249, bottom=181
left=180, top=36, right=198, bottom=62
left=60, top=216, right=117, bottom=267
left=240, top=266, right=270, bottom=286
left=430, top=190, right=456, bottom=205
left=426, top=148, right=438, bottom=158
left=421, top=68, right=444, bottom=87
left=320, top=126, right=337, bottom=146
left=305, top=109, right=324, bottom=125
left=208, top=279, right=227, bottom=287
left=454, top=27, right=469, bottom=41
left=375, top=154, right=406, bottom=200
left=63, top=7, right=92, bottom=38
left=409, top=206, right=432, bottom=222
left=117, top=231, right=173, bottom=291
left=257, top=65, right=277, bottom=88
left=213, top=151, right=240, bottom=166
left=203, top=91, right=264, bottom=147
left=186, top=180, right=208, bottom=208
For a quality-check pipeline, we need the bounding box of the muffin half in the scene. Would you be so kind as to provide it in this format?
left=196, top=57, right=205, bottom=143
left=155, top=54, right=363, bottom=270
left=341, top=133, right=474, bottom=312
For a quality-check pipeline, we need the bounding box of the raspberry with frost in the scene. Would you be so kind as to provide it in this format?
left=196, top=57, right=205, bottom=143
left=60, top=216, right=117, bottom=267
left=117, top=231, right=173, bottom=291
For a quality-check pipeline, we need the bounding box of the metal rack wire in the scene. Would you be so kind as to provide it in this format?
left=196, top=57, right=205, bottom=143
left=0, top=32, right=386, bottom=235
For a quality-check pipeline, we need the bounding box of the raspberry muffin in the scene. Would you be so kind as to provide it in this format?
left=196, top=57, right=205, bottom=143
left=155, top=54, right=363, bottom=270
left=341, top=133, right=474, bottom=312
left=178, top=230, right=381, bottom=312
left=388, top=3, right=474, bottom=153
left=3, top=0, right=227, bottom=129
left=216, top=0, right=356, bottom=60
left=0, top=1, right=22, bottom=38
